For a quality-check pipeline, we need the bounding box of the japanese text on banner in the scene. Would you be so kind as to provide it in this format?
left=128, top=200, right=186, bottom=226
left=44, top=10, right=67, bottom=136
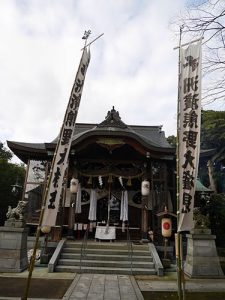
left=178, top=42, right=202, bottom=232
left=42, top=48, right=90, bottom=227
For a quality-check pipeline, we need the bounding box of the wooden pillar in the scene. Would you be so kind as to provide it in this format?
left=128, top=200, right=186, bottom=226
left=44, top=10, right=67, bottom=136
left=67, top=193, right=75, bottom=239
left=67, top=165, right=78, bottom=239
left=141, top=195, right=149, bottom=241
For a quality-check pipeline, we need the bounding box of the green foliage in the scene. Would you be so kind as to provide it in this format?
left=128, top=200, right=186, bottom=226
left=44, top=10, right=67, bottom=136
left=201, top=110, right=225, bottom=150
left=166, top=110, right=225, bottom=151
left=0, top=160, right=26, bottom=225
left=198, top=193, right=225, bottom=247
left=0, top=142, right=12, bottom=162
left=200, top=110, right=225, bottom=192
left=167, top=135, right=176, bottom=147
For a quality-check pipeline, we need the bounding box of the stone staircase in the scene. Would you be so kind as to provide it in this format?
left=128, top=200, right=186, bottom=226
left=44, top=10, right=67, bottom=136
left=55, top=241, right=158, bottom=275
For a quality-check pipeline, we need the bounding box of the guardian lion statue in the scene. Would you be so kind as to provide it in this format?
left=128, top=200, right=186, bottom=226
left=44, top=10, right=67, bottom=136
left=6, top=200, right=28, bottom=222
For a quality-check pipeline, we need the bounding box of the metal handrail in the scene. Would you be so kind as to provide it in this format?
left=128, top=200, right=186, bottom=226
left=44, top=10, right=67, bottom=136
left=79, top=226, right=89, bottom=273
left=126, top=223, right=133, bottom=275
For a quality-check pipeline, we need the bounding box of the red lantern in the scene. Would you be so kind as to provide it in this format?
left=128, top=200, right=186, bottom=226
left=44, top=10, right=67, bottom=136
left=162, top=218, right=172, bottom=238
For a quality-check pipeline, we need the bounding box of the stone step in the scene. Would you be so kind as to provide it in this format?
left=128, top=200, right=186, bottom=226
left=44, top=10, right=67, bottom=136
left=65, top=241, right=149, bottom=250
left=54, top=241, right=158, bottom=275
left=63, top=247, right=151, bottom=256
left=61, top=253, right=153, bottom=262
left=58, top=258, right=154, bottom=269
left=55, top=265, right=157, bottom=275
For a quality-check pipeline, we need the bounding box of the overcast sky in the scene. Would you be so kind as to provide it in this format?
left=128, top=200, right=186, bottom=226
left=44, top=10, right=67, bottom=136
left=0, top=0, right=215, bottom=162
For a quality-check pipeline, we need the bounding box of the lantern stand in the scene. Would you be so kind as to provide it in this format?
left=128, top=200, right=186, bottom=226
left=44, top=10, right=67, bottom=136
left=40, top=226, right=51, bottom=264
left=164, top=238, right=168, bottom=259
left=68, top=178, right=78, bottom=239
left=157, top=207, right=177, bottom=268
left=141, top=179, right=150, bottom=242
left=162, top=236, right=173, bottom=269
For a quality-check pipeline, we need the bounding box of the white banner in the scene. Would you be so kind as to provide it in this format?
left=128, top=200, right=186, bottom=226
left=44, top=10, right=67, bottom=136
left=42, top=47, right=90, bottom=227
left=178, top=41, right=202, bottom=232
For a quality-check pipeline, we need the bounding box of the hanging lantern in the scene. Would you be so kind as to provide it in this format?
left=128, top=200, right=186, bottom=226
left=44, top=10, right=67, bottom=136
left=141, top=180, right=150, bottom=196
left=41, top=226, right=51, bottom=234
left=70, top=178, right=79, bottom=194
left=162, top=218, right=172, bottom=238
left=127, top=177, right=132, bottom=187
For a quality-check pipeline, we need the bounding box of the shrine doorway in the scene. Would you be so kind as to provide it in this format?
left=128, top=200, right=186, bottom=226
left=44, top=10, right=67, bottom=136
left=97, top=195, right=121, bottom=225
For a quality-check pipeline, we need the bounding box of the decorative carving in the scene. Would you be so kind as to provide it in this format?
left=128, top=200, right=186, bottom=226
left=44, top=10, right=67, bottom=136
left=97, top=106, right=128, bottom=129
left=6, top=200, right=28, bottom=227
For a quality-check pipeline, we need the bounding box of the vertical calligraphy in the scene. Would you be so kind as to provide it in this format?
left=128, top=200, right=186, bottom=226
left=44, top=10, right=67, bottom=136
left=42, top=47, right=91, bottom=227
left=178, top=42, right=202, bottom=232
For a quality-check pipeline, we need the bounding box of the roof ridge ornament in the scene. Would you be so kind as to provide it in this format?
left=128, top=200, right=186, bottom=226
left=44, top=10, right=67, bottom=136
left=97, top=106, right=128, bottom=129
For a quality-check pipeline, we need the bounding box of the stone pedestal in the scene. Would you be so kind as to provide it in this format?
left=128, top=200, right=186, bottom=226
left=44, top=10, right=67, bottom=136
left=0, top=226, right=28, bottom=272
left=184, top=229, right=224, bottom=278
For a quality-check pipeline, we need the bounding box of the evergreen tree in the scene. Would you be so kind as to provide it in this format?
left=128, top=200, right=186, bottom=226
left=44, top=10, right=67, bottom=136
left=0, top=142, right=26, bottom=225
left=201, top=110, right=225, bottom=150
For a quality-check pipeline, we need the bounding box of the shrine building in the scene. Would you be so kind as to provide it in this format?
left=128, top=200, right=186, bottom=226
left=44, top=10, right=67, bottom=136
left=7, top=107, right=176, bottom=242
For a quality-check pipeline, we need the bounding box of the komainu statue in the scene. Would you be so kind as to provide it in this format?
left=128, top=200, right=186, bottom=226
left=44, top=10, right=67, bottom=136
left=6, top=200, right=28, bottom=227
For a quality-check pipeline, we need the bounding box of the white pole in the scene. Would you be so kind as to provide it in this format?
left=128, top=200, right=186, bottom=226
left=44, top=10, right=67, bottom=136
left=173, top=36, right=204, bottom=50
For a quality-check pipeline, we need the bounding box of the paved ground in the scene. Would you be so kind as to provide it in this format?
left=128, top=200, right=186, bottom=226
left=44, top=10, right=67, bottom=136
left=0, top=268, right=225, bottom=299
left=62, top=274, right=144, bottom=300
left=138, top=278, right=225, bottom=292
left=0, top=268, right=75, bottom=300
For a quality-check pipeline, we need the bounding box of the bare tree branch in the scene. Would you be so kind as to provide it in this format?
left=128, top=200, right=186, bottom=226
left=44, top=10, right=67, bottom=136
left=172, top=0, right=225, bottom=105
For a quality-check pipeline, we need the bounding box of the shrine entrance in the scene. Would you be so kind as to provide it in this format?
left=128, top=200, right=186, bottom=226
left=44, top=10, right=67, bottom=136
left=71, top=187, right=143, bottom=241
left=97, top=194, right=121, bottom=225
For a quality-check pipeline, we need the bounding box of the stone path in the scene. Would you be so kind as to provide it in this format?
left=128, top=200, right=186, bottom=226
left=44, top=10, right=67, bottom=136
left=62, top=274, right=144, bottom=300
left=138, top=278, right=225, bottom=292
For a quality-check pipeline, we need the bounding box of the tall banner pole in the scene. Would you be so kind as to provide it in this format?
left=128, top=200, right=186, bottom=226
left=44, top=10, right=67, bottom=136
left=175, top=25, right=184, bottom=300
left=174, top=29, right=203, bottom=300
left=22, top=31, right=92, bottom=300
left=41, top=31, right=91, bottom=228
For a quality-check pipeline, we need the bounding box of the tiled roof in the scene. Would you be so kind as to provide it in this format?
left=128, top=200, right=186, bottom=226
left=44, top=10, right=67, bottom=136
left=8, top=107, right=173, bottom=162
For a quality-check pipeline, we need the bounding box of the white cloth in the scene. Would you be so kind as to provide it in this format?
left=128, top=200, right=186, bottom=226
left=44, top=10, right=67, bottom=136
left=95, top=226, right=116, bottom=240
left=88, top=189, right=97, bottom=221
left=75, top=183, right=81, bottom=214
left=120, top=190, right=128, bottom=222
left=78, top=223, right=83, bottom=230
left=123, top=190, right=128, bottom=221
left=120, top=191, right=124, bottom=221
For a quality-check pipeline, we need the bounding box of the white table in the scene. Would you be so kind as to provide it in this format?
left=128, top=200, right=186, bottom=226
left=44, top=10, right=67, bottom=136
left=95, top=226, right=116, bottom=240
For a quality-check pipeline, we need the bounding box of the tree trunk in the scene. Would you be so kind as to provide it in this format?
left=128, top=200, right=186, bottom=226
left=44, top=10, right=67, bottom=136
left=207, top=160, right=217, bottom=193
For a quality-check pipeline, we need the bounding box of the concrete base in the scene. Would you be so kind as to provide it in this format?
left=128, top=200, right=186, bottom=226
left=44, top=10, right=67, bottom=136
left=0, top=226, right=28, bottom=272
left=184, top=229, right=224, bottom=278
left=4, top=219, right=25, bottom=228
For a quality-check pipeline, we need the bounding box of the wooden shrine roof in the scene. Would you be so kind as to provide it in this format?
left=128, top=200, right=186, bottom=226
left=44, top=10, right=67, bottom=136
left=8, top=107, right=174, bottom=163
